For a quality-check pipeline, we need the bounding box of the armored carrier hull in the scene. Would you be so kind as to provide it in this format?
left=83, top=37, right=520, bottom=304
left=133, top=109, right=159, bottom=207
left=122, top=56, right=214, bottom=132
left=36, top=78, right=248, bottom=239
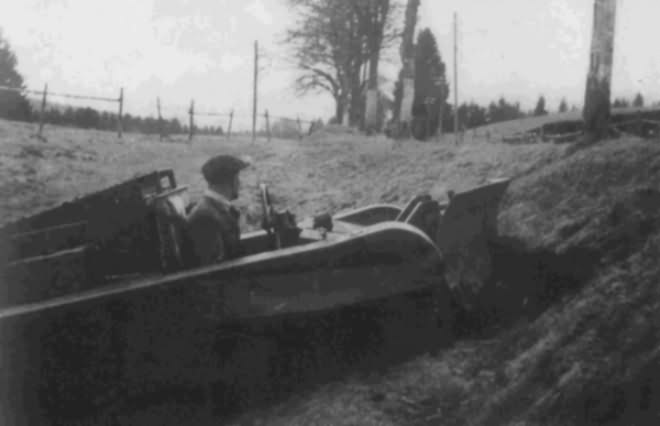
left=0, top=170, right=509, bottom=423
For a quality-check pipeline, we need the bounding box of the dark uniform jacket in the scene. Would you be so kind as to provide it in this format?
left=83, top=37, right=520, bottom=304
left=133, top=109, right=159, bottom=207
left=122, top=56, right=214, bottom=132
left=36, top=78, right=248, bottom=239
left=185, top=190, right=241, bottom=266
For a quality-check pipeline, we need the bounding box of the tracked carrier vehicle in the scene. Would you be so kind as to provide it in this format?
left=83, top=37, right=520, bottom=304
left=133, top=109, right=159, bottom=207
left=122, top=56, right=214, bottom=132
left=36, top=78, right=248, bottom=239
left=0, top=170, right=509, bottom=423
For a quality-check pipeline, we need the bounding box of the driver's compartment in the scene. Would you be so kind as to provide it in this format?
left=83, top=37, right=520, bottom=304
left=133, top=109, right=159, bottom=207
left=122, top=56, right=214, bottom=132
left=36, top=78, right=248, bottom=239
left=0, top=170, right=318, bottom=307
left=0, top=167, right=450, bottom=309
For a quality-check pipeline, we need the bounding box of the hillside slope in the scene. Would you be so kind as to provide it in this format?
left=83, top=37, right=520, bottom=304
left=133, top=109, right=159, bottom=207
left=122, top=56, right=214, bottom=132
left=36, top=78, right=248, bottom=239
left=215, top=137, right=660, bottom=426
left=2, top=119, right=660, bottom=425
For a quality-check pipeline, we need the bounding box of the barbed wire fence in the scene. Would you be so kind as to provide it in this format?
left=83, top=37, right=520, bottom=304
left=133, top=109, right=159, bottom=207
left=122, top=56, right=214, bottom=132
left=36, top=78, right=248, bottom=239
left=0, top=84, right=123, bottom=140
left=0, top=37, right=333, bottom=143
left=0, top=82, right=322, bottom=143
left=156, top=97, right=320, bottom=143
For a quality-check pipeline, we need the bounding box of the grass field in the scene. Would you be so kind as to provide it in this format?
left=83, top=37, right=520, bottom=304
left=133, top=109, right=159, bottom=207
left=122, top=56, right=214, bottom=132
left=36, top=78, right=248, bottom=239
left=2, top=117, right=660, bottom=425
left=0, top=118, right=563, bottom=228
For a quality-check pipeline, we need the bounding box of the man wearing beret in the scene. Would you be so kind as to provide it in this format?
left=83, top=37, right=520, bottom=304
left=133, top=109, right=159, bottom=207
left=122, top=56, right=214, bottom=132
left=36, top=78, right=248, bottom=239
left=185, top=154, right=249, bottom=266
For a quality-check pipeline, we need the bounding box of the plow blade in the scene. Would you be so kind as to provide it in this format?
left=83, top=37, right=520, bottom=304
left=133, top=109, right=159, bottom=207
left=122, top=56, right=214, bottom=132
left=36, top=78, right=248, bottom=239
left=434, top=178, right=511, bottom=309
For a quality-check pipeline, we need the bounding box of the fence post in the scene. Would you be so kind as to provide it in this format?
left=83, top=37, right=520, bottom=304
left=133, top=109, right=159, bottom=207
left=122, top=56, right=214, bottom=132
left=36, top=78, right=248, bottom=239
left=264, top=110, right=271, bottom=142
left=117, top=87, right=124, bottom=138
left=436, top=101, right=444, bottom=142
left=38, top=83, right=48, bottom=139
left=188, top=99, right=194, bottom=142
left=296, top=116, right=303, bottom=141
left=226, top=109, right=233, bottom=140
left=157, top=97, right=164, bottom=141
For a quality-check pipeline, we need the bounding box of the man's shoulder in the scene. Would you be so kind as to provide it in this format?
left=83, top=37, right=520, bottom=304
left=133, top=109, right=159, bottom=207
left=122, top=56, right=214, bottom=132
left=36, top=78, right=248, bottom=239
left=187, top=197, right=219, bottom=222
left=187, top=195, right=237, bottom=223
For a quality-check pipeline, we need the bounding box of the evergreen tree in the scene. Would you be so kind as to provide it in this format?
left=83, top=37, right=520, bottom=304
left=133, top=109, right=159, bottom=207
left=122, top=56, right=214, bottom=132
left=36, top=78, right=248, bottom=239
left=488, top=97, right=524, bottom=123
left=74, top=107, right=100, bottom=129
left=534, top=95, right=547, bottom=116
left=460, top=102, right=488, bottom=128
left=558, top=98, right=568, bottom=113
left=612, top=98, right=630, bottom=108
left=62, top=107, right=75, bottom=126
left=411, top=28, right=449, bottom=137
left=0, top=30, right=31, bottom=121
left=633, top=92, right=644, bottom=108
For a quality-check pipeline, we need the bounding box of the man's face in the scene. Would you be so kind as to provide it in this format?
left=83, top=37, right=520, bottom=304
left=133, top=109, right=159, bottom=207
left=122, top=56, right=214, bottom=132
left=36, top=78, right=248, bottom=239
left=230, top=174, right=240, bottom=200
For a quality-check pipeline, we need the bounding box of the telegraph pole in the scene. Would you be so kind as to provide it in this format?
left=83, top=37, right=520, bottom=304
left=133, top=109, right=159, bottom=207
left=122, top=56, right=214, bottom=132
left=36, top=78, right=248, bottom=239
left=157, top=97, right=163, bottom=141
left=453, top=12, right=459, bottom=145
left=38, top=83, right=48, bottom=139
left=583, top=0, right=617, bottom=143
left=117, top=87, right=124, bottom=139
left=188, top=99, right=195, bottom=142
left=252, top=40, right=259, bottom=143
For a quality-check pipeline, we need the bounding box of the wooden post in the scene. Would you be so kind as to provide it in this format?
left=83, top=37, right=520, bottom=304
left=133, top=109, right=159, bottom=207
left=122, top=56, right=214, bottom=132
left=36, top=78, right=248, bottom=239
left=583, top=0, right=617, bottom=143
left=437, top=100, right=444, bottom=141
left=436, top=74, right=446, bottom=141
left=296, top=116, right=303, bottom=140
left=252, top=40, right=258, bottom=143
left=188, top=99, right=194, bottom=142
left=117, top=87, right=124, bottom=138
left=157, top=97, right=163, bottom=141
left=38, top=83, right=48, bottom=138
left=397, top=0, right=420, bottom=138
left=453, top=12, right=459, bottom=146
left=264, top=109, right=271, bottom=142
left=226, top=109, right=234, bottom=140
left=424, top=100, right=431, bottom=140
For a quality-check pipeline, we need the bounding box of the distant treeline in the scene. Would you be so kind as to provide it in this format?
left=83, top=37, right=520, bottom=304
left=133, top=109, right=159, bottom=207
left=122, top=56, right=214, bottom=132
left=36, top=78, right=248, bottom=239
left=38, top=106, right=223, bottom=135
left=34, top=99, right=528, bottom=135
left=406, top=96, right=549, bottom=133
left=3, top=94, right=658, bottom=138
left=420, top=92, right=658, bottom=133
left=438, top=98, right=531, bottom=131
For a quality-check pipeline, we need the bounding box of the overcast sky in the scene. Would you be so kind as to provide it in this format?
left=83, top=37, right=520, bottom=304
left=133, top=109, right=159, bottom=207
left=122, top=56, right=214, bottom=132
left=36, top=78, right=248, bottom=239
left=2, top=0, right=658, bottom=128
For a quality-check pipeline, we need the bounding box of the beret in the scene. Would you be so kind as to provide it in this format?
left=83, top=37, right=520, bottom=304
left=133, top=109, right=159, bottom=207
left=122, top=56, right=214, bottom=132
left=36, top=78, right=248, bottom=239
left=201, top=155, right=249, bottom=184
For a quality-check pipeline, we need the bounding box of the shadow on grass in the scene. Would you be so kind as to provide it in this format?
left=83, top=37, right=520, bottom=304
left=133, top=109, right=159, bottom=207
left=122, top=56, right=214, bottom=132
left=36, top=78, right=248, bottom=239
left=452, top=236, right=601, bottom=339
left=92, top=289, right=454, bottom=425
left=69, top=237, right=604, bottom=425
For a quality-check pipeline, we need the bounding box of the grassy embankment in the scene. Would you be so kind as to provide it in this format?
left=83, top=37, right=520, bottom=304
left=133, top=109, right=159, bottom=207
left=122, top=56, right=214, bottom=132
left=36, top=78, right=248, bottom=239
left=2, top=117, right=660, bottom=425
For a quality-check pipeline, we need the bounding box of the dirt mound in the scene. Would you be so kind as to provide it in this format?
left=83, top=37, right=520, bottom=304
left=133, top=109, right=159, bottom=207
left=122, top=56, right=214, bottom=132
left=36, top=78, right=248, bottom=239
left=223, top=137, right=660, bottom=426
left=462, top=139, right=660, bottom=425
left=500, top=138, right=660, bottom=250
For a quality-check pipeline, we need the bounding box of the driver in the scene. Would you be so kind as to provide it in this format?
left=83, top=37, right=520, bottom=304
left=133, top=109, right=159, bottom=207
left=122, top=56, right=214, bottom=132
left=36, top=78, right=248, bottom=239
left=185, top=154, right=249, bottom=266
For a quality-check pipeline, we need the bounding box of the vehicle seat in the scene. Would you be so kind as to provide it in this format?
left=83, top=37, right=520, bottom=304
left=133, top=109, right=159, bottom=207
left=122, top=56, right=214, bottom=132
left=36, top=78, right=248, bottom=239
left=400, top=198, right=441, bottom=240
left=396, top=195, right=433, bottom=222
left=151, top=187, right=189, bottom=272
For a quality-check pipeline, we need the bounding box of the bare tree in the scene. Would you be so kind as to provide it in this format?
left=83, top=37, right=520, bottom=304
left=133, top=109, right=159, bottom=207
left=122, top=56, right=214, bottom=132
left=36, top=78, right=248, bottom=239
left=284, top=0, right=400, bottom=126
left=284, top=1, right=352, bottom=122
